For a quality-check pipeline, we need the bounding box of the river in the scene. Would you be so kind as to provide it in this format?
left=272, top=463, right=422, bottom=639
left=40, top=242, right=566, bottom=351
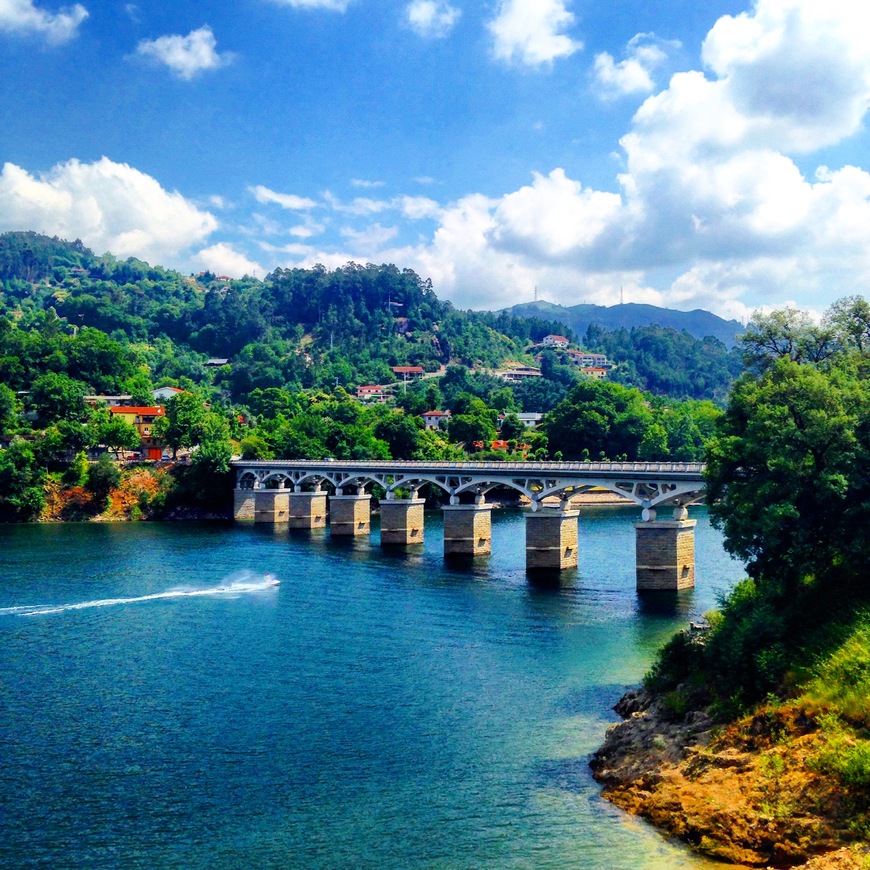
left=0, top=506, right=744, bottom=868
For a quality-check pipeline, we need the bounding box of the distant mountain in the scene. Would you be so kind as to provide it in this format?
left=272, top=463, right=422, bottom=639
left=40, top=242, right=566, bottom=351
left=504, top=301, right=745, bottom=348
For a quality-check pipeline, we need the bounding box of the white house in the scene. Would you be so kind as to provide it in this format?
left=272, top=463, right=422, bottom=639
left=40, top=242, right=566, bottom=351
left=542, top=334, right=570, bottom=348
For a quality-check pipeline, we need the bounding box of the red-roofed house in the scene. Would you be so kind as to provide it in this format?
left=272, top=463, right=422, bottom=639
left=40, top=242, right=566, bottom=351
left=110, top=406, right=166, bottom=460
left=421, top=410, right=451, bottom=430
left=391, top=365, right=425, bottom=380
left=542, top=334, right=570, bottom=348
left=357, top=385, right=389, bottom=404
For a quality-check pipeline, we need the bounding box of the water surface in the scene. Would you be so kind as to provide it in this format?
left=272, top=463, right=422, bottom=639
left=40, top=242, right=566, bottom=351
left=0, top=507, right=744, bottom=868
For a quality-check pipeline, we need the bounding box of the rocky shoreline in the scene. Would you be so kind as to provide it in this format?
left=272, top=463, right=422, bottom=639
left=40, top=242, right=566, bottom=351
left=590, top=689, right=868, bottom=869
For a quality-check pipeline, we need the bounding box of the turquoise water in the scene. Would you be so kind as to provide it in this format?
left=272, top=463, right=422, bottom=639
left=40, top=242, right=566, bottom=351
left=0, top=507, right=743, bottom=868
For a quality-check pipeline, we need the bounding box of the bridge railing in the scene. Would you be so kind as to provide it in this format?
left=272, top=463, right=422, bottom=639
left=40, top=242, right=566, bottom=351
left=232, top=459, right=706, bottom=475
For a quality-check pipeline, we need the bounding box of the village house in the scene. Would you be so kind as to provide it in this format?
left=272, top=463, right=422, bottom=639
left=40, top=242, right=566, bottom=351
left=356, top=385, right=389, bottom=404
left=391, top=365, right=425, bottom=381
left=582, top=367, right=608, bottom=380
left=109, top=406, right=166, bottom=460
left=499, top=365, right=542, bottom=383
left=498, top=412, right=543, bottom=430
left=152, top=386, right=187, bottom=402
left=542, top=334, right=570, bottom=348
left=565, top=350, right=609, bottom=368
left=421, top=410, right=451, bottom=430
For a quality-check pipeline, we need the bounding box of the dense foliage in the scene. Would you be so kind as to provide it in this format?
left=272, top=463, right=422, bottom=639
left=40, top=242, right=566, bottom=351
left=0, top=231, right=733, bottom=521
left=648, top=297, right=870, bottom=714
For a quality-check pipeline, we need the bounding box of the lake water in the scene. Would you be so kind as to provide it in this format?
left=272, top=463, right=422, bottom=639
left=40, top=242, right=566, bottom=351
left=0, top=507, right=744, bottom=869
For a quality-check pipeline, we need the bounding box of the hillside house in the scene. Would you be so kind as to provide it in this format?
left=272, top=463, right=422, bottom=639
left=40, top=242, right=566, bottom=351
left=421, top=410, right=451, bottom=430
left=357, top=385, right=389, bottom=404
left=391, top=365, right=425, bottom=381
left=152, top=386, right=187, bottom=402
left=542, top=334, right=570, bottom=348
left=109, top=406, right=165, bottom=460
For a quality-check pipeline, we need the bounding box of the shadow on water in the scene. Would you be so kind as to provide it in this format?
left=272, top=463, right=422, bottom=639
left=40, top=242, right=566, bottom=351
left=555, top=683, right=635, bottom=718
left=635, top=589, right=696, bottom=619
left=526, top=567, right=578, bottom=591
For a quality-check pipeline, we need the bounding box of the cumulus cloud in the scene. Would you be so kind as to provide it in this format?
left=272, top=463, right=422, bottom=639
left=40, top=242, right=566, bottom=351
left=350, top=178, right=385, bottom=189
left=0, top=0, right=88, bottom=44
left=399, top=0, right=870, bottom=316
left=0, top=157, right=217, bottom=264
left=268, top=0, right=351, bottom=10
left=135, top=26, right=231, bottom=80
left=405, top=0, right=460, bottom=39
left=488, top=0, right=581, bottom=66
left=250, top=184, right=317, bottom=210
left=195, top=243, right=265, bottom=278
left=593, top=34, right=673, bottom=99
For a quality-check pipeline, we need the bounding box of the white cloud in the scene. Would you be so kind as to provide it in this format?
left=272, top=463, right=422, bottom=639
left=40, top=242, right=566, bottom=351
left=135, top=26, right=230, bottom=80
left=593, top=34, right=673, bottom=100
left=250, top=184, right=317, bottom=210
left=340, top=223, right=399, bottom=250
left=268, top=0, right=351, bottom=10
left=0, top=0, right=88, bottom=44
left=405, top=0, right=460, bottom=39
left=0, top=157, right=217, bottom=264
left=195, top=243, right=265, bottom=278
left=488, top=0, right=581, bottom=67
left=701, top=0, right=870, bottom=152
left=350, top=178, right=385, bottom=189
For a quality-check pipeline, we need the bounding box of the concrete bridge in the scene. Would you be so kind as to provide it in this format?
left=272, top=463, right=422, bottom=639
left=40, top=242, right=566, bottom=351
left=232, top=460, right=707, bottom=591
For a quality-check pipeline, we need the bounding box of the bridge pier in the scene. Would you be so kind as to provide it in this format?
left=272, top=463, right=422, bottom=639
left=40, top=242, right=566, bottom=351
left=443, top=502, right=493, bottom=557
left=329, top=492, right=371, bottom=536
left=636, top=508, right=696, bottom=591
left=525, top=507, right=579, bottom=571
left=380, top=497, right=425, bottom=546
left=233, top=487, right=257, bottom=520
left=288, top=491, right=328, bottom=530
left=254, top=488, right=290, bottom=523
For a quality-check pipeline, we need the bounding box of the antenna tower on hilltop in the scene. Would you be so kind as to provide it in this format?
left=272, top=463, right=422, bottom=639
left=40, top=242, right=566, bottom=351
left=620, top=286, right=624, bottom=305
left=534, top=285, right=538, bottom=303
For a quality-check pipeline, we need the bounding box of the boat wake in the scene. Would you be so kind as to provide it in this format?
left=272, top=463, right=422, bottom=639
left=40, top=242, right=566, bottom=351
left=0, top=572, right=280, bottom=617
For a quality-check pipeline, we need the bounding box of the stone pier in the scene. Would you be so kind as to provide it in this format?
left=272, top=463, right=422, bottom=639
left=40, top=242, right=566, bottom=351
left=233, top=488, right=257, bottom=520
left=380, top=497, right=425, bottom=546
left=329, top=492, right=372, bottom=537
left=442, top=503, right=493, bottom=556
left=525, top=507, right=579, bottom=571
left=288, top=491, right=328, bottom=530
left=635, top=508, right=696, bottom=591
left=254, top=488, right=290, bottom=523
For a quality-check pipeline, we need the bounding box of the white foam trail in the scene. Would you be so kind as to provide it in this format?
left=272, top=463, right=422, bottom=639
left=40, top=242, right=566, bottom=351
left=0, top=574, right=279, bottom=617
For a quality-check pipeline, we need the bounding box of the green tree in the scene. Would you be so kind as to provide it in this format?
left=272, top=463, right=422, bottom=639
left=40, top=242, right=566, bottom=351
left=28, top=372, right=88, bottom=427
left=545, top=381, right=651, bottom=460
left=154, top=392, right=207, bottom=458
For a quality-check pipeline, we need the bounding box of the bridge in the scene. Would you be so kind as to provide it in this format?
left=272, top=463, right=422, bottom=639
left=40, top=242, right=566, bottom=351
left=232, top=460, right=707, bottom=591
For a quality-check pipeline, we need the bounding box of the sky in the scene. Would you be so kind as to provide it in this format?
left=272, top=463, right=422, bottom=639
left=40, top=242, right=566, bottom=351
left=1, top=0, right=869, bottom=321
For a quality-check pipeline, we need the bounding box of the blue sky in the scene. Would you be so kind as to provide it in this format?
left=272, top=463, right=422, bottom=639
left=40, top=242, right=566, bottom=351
left=1, top=0, right=869, bottom=320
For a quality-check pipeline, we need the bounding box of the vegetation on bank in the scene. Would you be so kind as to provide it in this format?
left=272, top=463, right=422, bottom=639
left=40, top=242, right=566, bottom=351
left=633, top=297, right=870, bottom=865
left=0, top=230, right=726, bottom=522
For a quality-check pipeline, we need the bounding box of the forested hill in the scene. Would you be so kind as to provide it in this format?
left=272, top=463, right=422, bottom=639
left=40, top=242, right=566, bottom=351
left=0, top=231, right=571, bottom=394
left=507, top=300, right=745, bottom=347
left=0, top=231, right=740, bottom=403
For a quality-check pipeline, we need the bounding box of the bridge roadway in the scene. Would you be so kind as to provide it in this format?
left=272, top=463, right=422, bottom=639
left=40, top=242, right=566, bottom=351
left=232, top=460, right=707, bottom=591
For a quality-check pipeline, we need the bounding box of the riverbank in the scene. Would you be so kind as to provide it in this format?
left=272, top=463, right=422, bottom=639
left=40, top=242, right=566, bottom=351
left=590, top=687, right=870, bottom=869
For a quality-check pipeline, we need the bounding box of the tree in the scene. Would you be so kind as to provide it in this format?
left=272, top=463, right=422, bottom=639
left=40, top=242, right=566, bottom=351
left=0, top=383, right=19, bottom=433
left=706, top=356, right=869, bottom=594
left=99, top=415, right=141, bottom=457
left=739, top=309, right=836, bottom=371
left=545, top=381, right=651, bottom=460
left=154, top=392, right=207, bottom=458
left=373, top=413, right=421, bottom=460
left=28, top=372, right=88, bottom=427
